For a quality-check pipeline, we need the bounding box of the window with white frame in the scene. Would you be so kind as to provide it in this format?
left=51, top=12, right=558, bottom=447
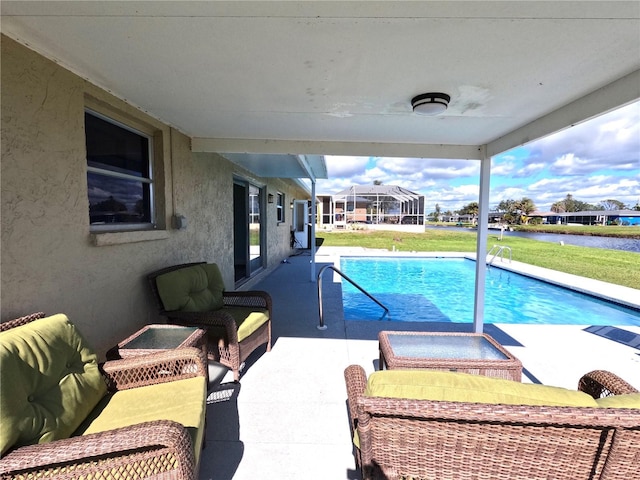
left=85, top=110, right=154, bottom=231
left=277, top=192, right=285, bottom=223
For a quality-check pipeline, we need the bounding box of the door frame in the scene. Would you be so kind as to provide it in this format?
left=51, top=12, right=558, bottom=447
left=293, top=199, right=309, bottom=249
left=233, top=178, right=265, bottom=284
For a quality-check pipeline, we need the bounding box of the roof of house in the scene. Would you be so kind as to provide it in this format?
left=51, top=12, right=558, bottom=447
left=333, top=185, right=422, bottom=199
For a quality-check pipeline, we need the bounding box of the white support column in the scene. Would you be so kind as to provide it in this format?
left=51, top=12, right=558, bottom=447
left=310, top=179, right=317, bottom=283
left=473, top=148, right=491, bottom=333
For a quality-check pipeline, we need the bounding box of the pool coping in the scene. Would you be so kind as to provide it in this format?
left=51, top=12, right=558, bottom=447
left=315, top=246, right=640, bottom=311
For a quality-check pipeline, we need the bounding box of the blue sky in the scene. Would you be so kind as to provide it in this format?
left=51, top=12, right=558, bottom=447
left=316, top=101, right=640, bottom=213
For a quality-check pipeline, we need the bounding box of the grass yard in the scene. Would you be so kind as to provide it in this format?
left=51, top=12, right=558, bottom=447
left=316, top=229, right=640, bottom=290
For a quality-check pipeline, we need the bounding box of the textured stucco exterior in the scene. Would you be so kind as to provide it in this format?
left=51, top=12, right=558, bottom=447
left=1, top=36, right=309, bottom=356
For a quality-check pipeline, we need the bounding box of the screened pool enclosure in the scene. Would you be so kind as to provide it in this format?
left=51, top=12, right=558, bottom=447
left=321, top=185, right=426, bottom=228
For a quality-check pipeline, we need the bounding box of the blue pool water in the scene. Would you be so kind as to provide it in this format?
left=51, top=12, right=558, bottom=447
left=340, top=257, right=640, bottom=326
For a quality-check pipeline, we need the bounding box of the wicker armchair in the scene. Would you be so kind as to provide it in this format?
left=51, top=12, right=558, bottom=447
left=0, top=313, right=208, bottom=480
left=148, top=262, right=272, bottom=381
left=345, top=365, right=640, bottom=480
left=0, top=311, right=46, bottom=331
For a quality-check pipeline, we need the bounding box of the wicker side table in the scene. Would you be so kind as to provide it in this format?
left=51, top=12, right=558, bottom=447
left=107, top=324, right=207, bottom=360
left=378, top=331, right=522, bottom=381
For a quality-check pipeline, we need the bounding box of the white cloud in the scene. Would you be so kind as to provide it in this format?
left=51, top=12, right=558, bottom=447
left=530, top=101, right=640, bottom=171
left=490, top=185, right=527, bottom=203
left=318, top=157, right=479, bottom=202
left=549, top=153, right=594, bottom=176
left=513, top=162, right=546, bottom=177
left=356, top=166, right=388, bottom=184
left=573, top=177, right=640, bottom=202
left=524, top=175, right=640, bottom=210
left=377, top=158, right=479, bottom=180
left=316, top=177, right=354, bottom=194
left=528, top=177, right=568, bottom=190
left=324, top=156, right=369, bottom=177
left=422, top=184, right=480, bottom=212
left=376, top=157, right=428, bottom=175
left=491, top=159, right=517, bottom=176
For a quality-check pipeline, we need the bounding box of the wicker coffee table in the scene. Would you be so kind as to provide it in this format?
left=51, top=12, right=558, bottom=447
left=378, top=331, right=522, bottom=381
left=107, top=324, right=207, bottom=360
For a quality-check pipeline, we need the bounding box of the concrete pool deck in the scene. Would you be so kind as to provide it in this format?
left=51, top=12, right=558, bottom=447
left=198, top=246, right=640, bottom=479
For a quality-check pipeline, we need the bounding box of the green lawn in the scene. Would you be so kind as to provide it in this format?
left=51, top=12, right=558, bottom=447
left=316, top=229, right=640, bottom=289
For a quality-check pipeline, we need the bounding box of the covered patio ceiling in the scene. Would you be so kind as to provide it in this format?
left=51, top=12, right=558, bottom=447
left=2, top=1, right=639, bottom=168
left=221, top=153, right=327, bottom=183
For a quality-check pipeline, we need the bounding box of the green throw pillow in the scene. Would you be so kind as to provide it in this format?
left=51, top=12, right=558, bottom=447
left=156, top=263, right=225, bottom=312
left=0, top=314, right=107, bottom=455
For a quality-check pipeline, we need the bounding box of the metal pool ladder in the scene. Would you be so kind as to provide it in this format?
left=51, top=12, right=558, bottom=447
left=487, top=244, right=512, bottom=267
left=317, top=264, right=389, bottom=330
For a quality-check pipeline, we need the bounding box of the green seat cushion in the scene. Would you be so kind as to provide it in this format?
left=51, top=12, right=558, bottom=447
left=75, top=376, right=207, bottom=464
left=353, top=370, right=600, bottom=448
left=365, top=370, right=599, bottom=407
left=223, top=307, right=270, bottom=342
left=0, top=314, right=107, bottom=455
left=595, top=393, right=640, bottom=408
left=156, top=264, right=225, bottom=312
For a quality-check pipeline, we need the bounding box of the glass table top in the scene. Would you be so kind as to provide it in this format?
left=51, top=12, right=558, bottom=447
left=122, top=326, right=199, bottom=350
left=386, top=334, right=508, bottom=360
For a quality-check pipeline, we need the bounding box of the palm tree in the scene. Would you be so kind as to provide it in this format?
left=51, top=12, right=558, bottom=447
left=516, top=197, right=536, bottom=224
left=600, top=199, right=626, bottom=210
left=458, top=202, right=479, bottom=224
left=434, top=203, right=442, bottom=222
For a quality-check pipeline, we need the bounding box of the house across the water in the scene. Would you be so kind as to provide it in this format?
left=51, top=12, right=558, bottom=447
left=531, top=210, right=640, bottom=226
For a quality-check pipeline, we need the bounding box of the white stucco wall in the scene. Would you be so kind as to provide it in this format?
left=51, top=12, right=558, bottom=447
left=1, top=36, right=308, bottom=357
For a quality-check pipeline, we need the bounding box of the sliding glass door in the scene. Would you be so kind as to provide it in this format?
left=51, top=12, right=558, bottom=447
left=234, top=179, right=264, bottom=283
left=248, top=184, right=262, bottom=273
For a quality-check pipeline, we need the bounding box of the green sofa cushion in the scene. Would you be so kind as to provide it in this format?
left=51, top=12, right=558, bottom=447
left=75, top=376, right=207, bottom=464
left=156, top=263, right=225, bottom=312
left=595, top=393, right=640, bottom=408
left=365, top=370, right=599, bottom=407
left=223, top=307, right=270, bottom=342
left=353, top=369, right=600, bottom=449
left=0, top=314, right=107, bottom=455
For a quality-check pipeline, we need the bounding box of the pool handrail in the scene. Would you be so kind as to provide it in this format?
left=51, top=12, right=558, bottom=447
left=317, top=264, right=389, bottom=330
left=487, top=244, right=512, bottom=267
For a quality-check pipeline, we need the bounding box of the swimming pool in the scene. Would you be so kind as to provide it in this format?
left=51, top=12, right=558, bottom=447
left=339, top=257, right=640, bottom=326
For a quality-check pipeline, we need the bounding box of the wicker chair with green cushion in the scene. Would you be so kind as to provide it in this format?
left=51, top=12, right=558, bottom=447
left=0, top=313, right=208, bottom=480
left=148, top=262, right=272, bottom=381
left=0, top=311, right=46, bottom=331
left=344, top=366, right=640, bottom=480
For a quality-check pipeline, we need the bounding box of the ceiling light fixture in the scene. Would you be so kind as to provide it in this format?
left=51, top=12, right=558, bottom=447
left=411, top=92, right=451, bottom=116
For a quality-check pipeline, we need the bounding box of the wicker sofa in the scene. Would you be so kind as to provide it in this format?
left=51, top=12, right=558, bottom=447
left=344, top=365, right=640, bottom=480
left=148, top=262, right=272, bottom=381
left=0, top=313, right=208, bottom=480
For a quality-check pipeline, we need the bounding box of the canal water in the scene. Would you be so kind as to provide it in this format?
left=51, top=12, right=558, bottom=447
left=427, top=226, right=640, bottom=253
left=503, top=230, right=640, bottom=253
left=504, top=232, right=640, bottom=253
